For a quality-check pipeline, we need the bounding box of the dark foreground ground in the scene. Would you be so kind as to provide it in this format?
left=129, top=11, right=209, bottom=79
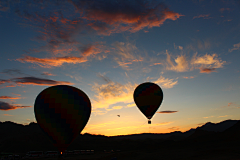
left=2, top=120, right=240, bottom=159
left=17, top=139, right=240, bottom=160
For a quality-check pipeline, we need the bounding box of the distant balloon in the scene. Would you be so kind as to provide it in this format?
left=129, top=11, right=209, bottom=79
left=34, top=85, right=91, bottom=153
left=133, top=82, right=163, bottom=124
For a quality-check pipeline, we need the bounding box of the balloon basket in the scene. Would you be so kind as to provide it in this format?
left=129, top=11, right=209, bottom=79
left=148, top=120, right=151, bottom=124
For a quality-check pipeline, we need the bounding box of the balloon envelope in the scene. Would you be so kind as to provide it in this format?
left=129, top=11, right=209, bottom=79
left=133, top=82, right=163, bottom=120
left=34, top=85, right=91, bottom=153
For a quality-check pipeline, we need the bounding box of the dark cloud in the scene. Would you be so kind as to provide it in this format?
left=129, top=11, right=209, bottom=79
left=0, top=79, right=10, bottom=85
left=12, top=77, right=73, bottom=86
left=200, top=68, right=217, bottom=73
left=1, top=69, right=24, bottom=75
left=97, top=73, right=112, bottom=83
left=71, top=0, right=183, bottom=35
left=157, top=110, right=178, bottom=113
left=0, top=76, right=73, bottom=86
left=8, top=0, right=182, bottom=55
left=0, top=101, right=31, bottom=111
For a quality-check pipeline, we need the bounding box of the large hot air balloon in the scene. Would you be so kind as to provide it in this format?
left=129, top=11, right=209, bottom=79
left=34, top=85, right=91, bottom=154
left=133, top=82, right=163, bottom=124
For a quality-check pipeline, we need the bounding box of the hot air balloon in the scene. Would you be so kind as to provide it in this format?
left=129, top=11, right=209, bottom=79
left=34, top=85, right=91, bottom=155
left=133, top=82, right=163, bottom=124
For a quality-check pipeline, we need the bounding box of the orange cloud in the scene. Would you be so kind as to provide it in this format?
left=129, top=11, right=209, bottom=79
left=17, top=56, right=87, bottom=68
left=41, top=72, right=55, bottom=76
left=80, top=44, right=104, bottom=57
left=5, top=85, right=16, bottom=88
left=229, top=42, right=240, bottom=52
left=0, top=101, right=31, bottom=111
left=150, top=63, right=162, bottom=66
left=91, top=75, right=138, bottom=112
left=183, top=76, right=194, bottom=79
left=191, top=53, right=226, bottom=73
left=3, top=114, right=13, bottom=116
left=113, top=42, right=143, bottom=70
left=154, top=76, right=178, bottom=88
left=0, top=96, right=21, bottom=99
left=227, top=102, right=234, bottom=107
left=165, top=50, right=189, bottom=72
left=0, top=80, right=10, bottom=85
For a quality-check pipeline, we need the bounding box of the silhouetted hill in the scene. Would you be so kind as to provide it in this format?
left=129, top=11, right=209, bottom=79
left=0, top=119, right=240, bottom=155
left=195, top=119, right=238, bottom=132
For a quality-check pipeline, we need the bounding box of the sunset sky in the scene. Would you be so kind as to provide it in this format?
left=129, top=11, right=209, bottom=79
left=0, top=0, right=240, bottom=136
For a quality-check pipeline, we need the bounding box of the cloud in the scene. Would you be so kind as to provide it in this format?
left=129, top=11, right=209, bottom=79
left=11, top=93, right=21, bottom=97
left=126, top=103, right=136, bottom=108
left=0, top=79, right=10, bottom=85
left=199, top=68, right=217, bottom=73
left=91, top=75, right=138, bottom=112
left=0, top=69, right=25, bottom=75
left=165, top=50, right=189, bottom=72
left=218, top=115, right=229, bottom=118
left=157, top=111, right=178, bottom=113
left=228, top=42, right=240, bottom=52
left=191, top=53, right=226, bottom=73
left=0, top=96, right=21, bottom=99
left=174, top=43, right=183, bottom=50
left=193, top=14, right=211, bottom=19
left=41, top=72, right=55, bottom=76
left=11, top=0, right=182, bottom=57
left=168, top=127, right=179, bottom=130
left=154, top=76, right=178, bottom=88
left=0, top=77, right=73, bottom=86
left=227, top=102, right=234, bottom=107
left=17, top=56, right=87, bottom=68
left=3, top=114, right=13, bottom=116
left=183, top=76, right=194, bottom=79
left=112, top=42, right=143, bottom=70
left=219, top=8, right=230, bottom=12
left=162, top=51, right=225, bottom=74
left=203, top=116, right=214, bottom=119
left=79, top=44, right=105, bottom=57
left=107, top=106, right=123, bottom=111
left=72, top=0, right=183, bottom=35
left=11, top=77, right=73, bottom=86
left=5, top=85, right=16, bottom=88
left=0, top=101, right=31, bottom=111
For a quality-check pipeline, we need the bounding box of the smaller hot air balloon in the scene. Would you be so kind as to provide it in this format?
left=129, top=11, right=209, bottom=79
left=34, top=85, right=91, bottom=154
left=133, top=82, right=163, bottom=124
